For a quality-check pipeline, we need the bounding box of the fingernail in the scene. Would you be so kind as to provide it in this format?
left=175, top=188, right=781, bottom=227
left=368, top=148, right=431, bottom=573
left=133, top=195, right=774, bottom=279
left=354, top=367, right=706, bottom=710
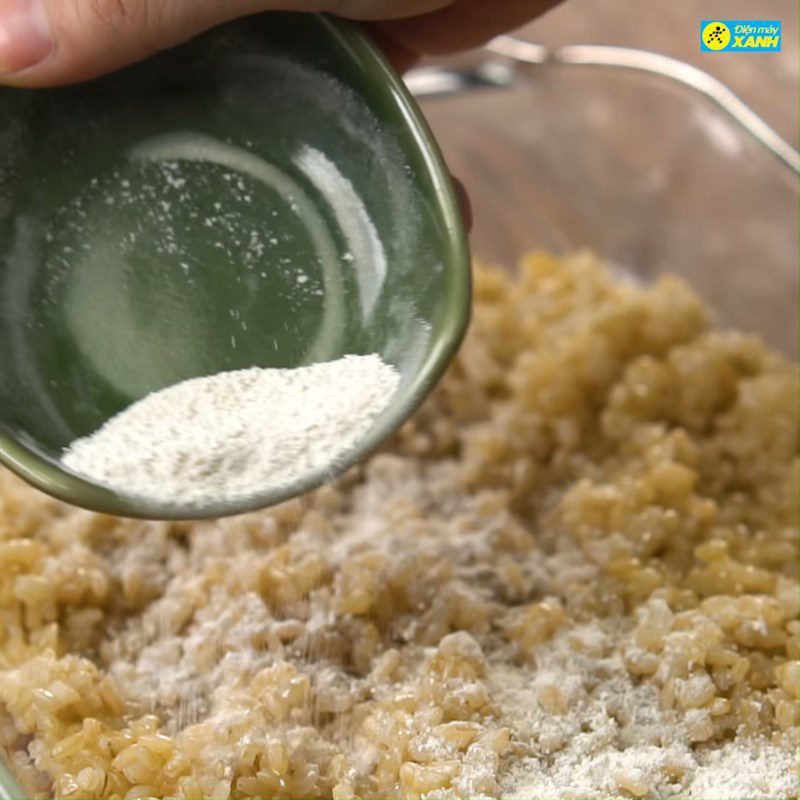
left=0, top=0, right=53, bottom=75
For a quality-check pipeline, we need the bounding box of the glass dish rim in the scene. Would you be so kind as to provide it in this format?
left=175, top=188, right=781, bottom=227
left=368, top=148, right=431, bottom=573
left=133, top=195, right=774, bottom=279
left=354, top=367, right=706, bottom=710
left=406, top=36, right=800, bottom=177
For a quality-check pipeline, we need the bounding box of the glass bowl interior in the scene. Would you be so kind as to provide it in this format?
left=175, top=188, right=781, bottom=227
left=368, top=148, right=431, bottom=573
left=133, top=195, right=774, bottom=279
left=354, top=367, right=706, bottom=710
left=415, top=44, right=799, bottom=357
left=0, top=39, right=798, bottom=800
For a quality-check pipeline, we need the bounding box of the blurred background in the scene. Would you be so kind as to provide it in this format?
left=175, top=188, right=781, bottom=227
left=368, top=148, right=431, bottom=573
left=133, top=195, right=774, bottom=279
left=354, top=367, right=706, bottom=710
left=521, top=0, right=798, bottom=142
left=417, top=0, right=798, bottom=356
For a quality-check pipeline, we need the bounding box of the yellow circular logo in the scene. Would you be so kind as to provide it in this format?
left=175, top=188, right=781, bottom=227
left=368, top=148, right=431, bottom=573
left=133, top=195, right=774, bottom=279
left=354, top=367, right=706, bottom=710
left=702, top=21, right=731, bottom=50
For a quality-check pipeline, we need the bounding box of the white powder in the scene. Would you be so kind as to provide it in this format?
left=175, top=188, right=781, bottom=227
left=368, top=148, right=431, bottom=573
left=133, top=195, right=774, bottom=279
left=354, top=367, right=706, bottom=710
left=87, top=452, right=796, bottom=799
left=62, top=354, right=399, bottom=506
left=490, top=625, right=797, bottom=800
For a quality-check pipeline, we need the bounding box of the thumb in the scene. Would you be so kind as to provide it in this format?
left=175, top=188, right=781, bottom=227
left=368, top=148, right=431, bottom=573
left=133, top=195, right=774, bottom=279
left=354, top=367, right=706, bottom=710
left=0, top=0, right=453, bottom=87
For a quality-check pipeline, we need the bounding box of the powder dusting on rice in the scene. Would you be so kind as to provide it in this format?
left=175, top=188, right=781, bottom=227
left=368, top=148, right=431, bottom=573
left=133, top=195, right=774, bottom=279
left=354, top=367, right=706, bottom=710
left=0, top=251, right=797, bottom=799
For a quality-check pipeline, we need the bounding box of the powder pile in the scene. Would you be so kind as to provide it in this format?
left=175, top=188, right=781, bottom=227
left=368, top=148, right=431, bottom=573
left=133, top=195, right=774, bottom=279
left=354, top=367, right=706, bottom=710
left=490, top=627, right=798, bottom=798
left=62, top=354, right=400, bottom=505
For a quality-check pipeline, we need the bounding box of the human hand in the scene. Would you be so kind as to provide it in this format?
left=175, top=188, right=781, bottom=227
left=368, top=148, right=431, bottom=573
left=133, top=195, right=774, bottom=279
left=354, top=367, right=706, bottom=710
left=0, top=0, right=560, bottom=87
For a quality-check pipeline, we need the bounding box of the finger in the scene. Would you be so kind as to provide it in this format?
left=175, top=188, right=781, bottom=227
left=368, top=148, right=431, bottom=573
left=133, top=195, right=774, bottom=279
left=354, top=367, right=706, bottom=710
left=364, top=25, right=420, bottom=72
left=375, top=0, right=563, bottom=55
left=322, top=0, right=453, bottom=21
left=0, top=0, right=454, bottom=87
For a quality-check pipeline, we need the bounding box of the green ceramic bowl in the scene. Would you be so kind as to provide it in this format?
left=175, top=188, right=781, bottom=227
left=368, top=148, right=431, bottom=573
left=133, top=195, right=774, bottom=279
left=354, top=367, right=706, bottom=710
left=0, top=759, right=20, bottom=800
left=0, top=13, right=470, bottom=520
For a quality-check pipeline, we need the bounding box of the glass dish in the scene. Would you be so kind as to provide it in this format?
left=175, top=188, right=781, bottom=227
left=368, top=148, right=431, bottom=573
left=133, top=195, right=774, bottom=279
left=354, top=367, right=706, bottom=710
left=410, top=38, right=799, bottom=358
left=1, top=35, right=798, bottom=800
